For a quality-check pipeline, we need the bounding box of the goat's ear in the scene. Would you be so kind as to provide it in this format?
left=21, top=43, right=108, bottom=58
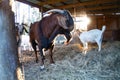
left=76, top=29, right=80, bottom=33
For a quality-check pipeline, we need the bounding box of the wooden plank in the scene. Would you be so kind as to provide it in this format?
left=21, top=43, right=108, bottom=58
left=26, top=0, right=39, bottom=4
left=104, top=31, right=113, bottom=41
left=37, top=0, right=66, bottom=6
left=112, top=30, right=120, bottom=40
left=16, top=0, right=40, bottom=7
left=16, top=0, right=66, bottom=9
left=87, top=10, right=120, bottom=14
left=86, top=5, right=119, bottom=11
left=68, top=4, right=120, bottom=14
left=16, top=0, right=51, bottom=12
left=38, top=0, right=66, bottom=5
left=57, top=0, right=118, bottom=9
left=0, top=0, right=2, bottom=3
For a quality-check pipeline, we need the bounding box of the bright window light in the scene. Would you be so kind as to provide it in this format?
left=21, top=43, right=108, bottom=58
left=12, top=1, right=41, bottom=25
left=75, top=16, right=90, bottom=31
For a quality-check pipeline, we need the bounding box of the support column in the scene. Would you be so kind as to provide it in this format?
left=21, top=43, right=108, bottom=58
left=0, top=0, right=19, bottom=80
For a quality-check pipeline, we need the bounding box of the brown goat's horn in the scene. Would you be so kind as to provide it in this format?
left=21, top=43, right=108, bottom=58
left=44, top=9, right=64, bottom=14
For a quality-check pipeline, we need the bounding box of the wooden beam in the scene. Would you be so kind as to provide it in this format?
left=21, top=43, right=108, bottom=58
left=16, top=0, right=65, bottom=11
left=87, top=10, right=120, bottom=14
left=36, top=0, right=66, bottom=6
left=69, top=5, right=120, bottom=15
left=16, top=0, right=40, bottom=8
left=56, top=0, right=118, bottom=9
left=16, top=0, right=50, bottom=11
left=26, top=0, right=39, bottom=4
left=86, top=5, right=119, bottom=11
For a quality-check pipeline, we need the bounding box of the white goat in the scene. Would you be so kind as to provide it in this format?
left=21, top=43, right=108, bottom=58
left=20, top=35, right=33, bottom=51
left=18, top=35, right=33, bottom=61
left=78, top=25, right=106, bottom=53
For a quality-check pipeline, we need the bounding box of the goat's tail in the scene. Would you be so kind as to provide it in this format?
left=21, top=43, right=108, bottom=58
left=102, top=25, right=106, bottom=33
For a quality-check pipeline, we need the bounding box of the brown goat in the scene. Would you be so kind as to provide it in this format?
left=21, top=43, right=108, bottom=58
left=29, top=9, right=74, bottom=70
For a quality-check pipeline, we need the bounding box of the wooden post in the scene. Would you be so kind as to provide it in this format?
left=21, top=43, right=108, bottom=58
left=0, top=0, right=19, bottom=80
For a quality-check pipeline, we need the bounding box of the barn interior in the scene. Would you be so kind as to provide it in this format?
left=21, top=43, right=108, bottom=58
left=0, top=0, right=120, bottom=80
left=15, top=0, right=120, bottom=41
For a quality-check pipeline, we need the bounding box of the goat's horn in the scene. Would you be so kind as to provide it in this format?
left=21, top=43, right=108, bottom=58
left=44, top=9, right=64, bottom=14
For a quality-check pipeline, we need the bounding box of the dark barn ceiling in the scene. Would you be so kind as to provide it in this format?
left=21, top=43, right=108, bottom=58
left=16, top=0, right=120, bottom=15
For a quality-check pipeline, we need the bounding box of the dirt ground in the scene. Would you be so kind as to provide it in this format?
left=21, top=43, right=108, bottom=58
left=20, top=41, right=120, bottom=80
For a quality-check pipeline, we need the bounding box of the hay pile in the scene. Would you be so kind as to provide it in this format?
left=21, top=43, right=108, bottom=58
left=21, top=41, right=120, bottom=80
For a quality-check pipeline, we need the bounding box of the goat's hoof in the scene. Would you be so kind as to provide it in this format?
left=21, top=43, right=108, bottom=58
left=42, top=56, right=45, bottom=61
left=50, top=63, right=55, bottom=66
left=40, top=68, right=45, bottom=71
left=36, top=60, right=39, bottom=63
left=50, top=61, right=55, bottom=64
left=40, top=65, right=45, bottom=71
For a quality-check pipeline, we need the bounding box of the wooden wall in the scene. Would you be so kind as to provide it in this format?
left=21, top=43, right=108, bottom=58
left=87, top=15, right=120, bottom=41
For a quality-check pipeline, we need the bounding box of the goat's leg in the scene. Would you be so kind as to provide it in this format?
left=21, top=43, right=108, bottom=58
left=83, top=43, right=88, bottom=54
left=85, top=43, right=88, bottom=50
left=31, top=40, right=38, bottom=63
left=96, top=40, right=102, bottom=51
left=49, top=27, right=59, bottom=44
left=38, top=47, right=45, bottom=70
left=82, top=43, right=85, bottom=53
left=49, top=44, right=54, bottom=64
